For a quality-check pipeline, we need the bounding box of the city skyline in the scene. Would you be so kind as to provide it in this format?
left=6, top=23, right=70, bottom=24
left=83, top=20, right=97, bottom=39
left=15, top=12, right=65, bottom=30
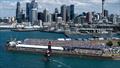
left=0, top=0, right=120, bottom=17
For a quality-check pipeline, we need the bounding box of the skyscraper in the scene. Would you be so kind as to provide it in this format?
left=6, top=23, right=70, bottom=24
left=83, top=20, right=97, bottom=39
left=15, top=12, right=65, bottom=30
left=86, top=12, right=93, bottom=23
left=54, top=8, right=59, bottom=22
left=16, top=2, right=22, bottom=23
left=43, top=9, right=48, bottom=22
left=55, top=8, right=59, bottom=13
left=21, top=9, right=25, bottom=22
left=70, top=5, right=74, bottom=21
left=26, top=3, right=31, bottom=22
left=31, top=0, right=38, bottom=9
left=104, top=10, right=109, bottom=17
left=48, top=13, right=52, bottom=23
left=38, top=12, right=44, bottom=22
left=31, top=8, right=38, bottom=25
left=66, top=6, right=70, bottom=22
left=61, top=5, right=67, bottom=22
left=29, top=0, right=38, bottom=25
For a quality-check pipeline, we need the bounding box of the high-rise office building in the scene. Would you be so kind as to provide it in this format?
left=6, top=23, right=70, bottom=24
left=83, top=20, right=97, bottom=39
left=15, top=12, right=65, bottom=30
left=26, top=3, right=31, bottom=22
left=70, top=5, right=74, bottom=21
left=116, top=15, right=120, bottom=23
left=31, top=0, right=38, bottom=8
left=31, top=8, right=38, bottom=25
left=29, top=0, right=38, bottom=25
left=86, top=12, right=93, bottom=23
left=54, top=8, right=59, bottom=22
left=20, top=9, right=25, bottom=22
left=48, top=13, right=52, bottom=23
left=109, top=14, right=117, bottom=24
left=43, top=9, right=48, bottom=22
left=61, top=5, right=67, bottom=22
left=16, top=2, right=22, bottom=23
left=38, top=12, right=44, bottom=22
left=66, top=6, right=70, bottom=22
left=104, top=10, right=109, bottom=17
left=55, top=8, right=59, bottom=13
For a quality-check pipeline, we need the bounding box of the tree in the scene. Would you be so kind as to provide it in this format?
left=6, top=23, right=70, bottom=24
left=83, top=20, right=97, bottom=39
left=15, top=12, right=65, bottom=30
left=106, top=41, right=113, bottom=47
left=117, top=41, right=120, bottom=46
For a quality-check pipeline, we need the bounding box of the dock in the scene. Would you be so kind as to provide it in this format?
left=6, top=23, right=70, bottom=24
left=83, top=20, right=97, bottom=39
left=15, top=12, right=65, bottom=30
left=6, top=39, right=120, bottom=60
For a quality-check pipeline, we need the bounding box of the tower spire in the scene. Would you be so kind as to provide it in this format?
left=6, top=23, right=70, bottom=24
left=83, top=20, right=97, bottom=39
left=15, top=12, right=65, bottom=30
left=102, top=0, right=105, bottom=17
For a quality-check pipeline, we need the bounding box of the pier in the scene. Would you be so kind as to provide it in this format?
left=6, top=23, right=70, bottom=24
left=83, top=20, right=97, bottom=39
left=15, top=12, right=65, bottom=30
left=6, top=39, right=120, bottom=60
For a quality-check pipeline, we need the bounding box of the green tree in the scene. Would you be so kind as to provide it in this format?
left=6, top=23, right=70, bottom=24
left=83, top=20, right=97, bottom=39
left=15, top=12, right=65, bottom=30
left=106, top=41, right=113, bottom=47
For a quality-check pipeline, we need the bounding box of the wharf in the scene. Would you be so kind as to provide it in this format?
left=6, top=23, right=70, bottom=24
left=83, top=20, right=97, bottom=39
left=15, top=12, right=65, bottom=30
left=6, top=39, right=120, bottom=60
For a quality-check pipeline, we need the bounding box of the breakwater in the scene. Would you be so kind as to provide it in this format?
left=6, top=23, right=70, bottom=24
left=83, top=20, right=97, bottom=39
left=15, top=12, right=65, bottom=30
left=6, top=39, right=120, bottom=60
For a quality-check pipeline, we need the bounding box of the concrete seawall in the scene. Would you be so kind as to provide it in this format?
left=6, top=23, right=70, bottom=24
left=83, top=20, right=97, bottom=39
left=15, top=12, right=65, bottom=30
left=6, top=45, right=116, bottom=60
left=6, top=39, right=120, bottom=60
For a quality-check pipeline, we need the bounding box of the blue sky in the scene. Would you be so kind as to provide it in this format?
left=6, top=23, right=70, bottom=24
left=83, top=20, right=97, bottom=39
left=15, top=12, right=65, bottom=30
left=0, top=0, right=120, bottom=17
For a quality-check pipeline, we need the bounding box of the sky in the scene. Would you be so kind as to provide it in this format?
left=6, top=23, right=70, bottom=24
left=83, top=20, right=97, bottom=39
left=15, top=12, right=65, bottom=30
left=0, top=0, right=120, bottom=18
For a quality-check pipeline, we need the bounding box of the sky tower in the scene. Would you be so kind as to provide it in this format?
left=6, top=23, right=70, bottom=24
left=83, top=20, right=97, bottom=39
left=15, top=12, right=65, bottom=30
left=102, top=0, right=105, bottom=17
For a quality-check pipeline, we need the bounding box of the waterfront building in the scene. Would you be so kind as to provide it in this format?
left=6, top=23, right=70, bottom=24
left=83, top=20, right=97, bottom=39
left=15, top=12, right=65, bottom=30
left=104, top=10, right=109, bottom=17
left=38, top=20, right=43, bottom=28
left=31, top=8, right=38, bottom=25
left=43, top=9, right=48, bottom=22
left=38, top=12, right=44, bottom=22
left=93, top=13, right=100, bottom=23
left=31, top=0, right=38, bottom=9
left=53, top=8, right=59, bottom=22
left=70, top=5, right=75, bottom=21
left=11, top=17, right=16, bottom=22
left=113, top=15, right=117, bottom=24
left=109, top=14, right=117, bottom=24
left=16, top=2, right=22, bottom=23
left=80, top=16, right=86, bottom=24
left=57, top=17, right=63, bottom=23
left=74, top=15, right=86, bottom=24
left=21, top=9, right=26, bottom=22
left=116, top=15, right=120, bottom=23
left=2, top=17, right=9, bottom=23
left=0, top=18, right=2, bottom=23
left=86, top=12, right=93, bottom=23
left=61, top=5, right=67, bottom=23
left=52, top=9, right=57, bottom=22
left=52, top=13, right=61, bottom=22
left=26, top=3, right=31, bottom=22
left=54, top=13, right=58, bottom=22
left=55, top=8, right=59, bottom=13
left=47, top=13, right=52, bottom=23
left=96, top=13, right=100, bottom=21
left=29, top=0, right=38, bottom=25
left=66, top=6, right=70, bottom=22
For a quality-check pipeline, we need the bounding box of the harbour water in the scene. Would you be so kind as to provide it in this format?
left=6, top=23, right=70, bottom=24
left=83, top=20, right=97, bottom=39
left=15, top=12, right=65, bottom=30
left=0, top=31, right=120, bottom=68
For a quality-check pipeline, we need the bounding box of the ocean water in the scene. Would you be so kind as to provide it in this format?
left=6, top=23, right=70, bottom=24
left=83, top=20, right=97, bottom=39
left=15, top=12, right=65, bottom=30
left=0, top=31, right=120, bottom=68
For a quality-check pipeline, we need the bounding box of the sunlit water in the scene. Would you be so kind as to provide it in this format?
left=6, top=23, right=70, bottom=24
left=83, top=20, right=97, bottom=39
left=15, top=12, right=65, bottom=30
left=0, top=31, right=120, bottom=68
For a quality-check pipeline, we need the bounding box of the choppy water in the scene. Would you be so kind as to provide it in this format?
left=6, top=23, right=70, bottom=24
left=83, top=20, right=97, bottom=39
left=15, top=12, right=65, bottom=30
left=0, top=31, right=120, bottom=68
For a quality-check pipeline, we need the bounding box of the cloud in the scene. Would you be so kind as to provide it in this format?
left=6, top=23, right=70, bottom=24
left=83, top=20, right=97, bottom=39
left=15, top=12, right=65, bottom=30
left=0, top=1, right=16, bottom=9
left=90, top=0, right=120, bottom=4
left=0, top=0, right=119, bottom=10
left=0, top=0, right=119, bottom=17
